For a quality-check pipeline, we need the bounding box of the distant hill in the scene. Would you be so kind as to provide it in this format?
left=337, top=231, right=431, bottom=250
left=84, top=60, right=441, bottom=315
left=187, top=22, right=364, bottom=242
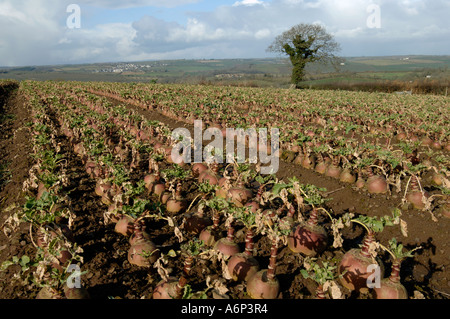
left=0, top=55, right=448, bottom=92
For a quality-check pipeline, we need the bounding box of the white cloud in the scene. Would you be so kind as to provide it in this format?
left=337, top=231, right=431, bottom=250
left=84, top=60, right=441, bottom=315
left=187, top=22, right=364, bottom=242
left=233, top=0, right=265, bottom=7
left=0, top=0, right=449, bottom=66
left=77, top=0, right=200, bottom=9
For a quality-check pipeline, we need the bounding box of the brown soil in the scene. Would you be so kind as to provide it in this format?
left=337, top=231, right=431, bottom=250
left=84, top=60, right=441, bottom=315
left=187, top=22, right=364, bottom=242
left=0, top=88, right=448, bottom=300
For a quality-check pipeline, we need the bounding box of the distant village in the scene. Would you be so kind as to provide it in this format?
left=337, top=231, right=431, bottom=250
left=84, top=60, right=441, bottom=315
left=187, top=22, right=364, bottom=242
left=93, top=62, right=169, bottom=74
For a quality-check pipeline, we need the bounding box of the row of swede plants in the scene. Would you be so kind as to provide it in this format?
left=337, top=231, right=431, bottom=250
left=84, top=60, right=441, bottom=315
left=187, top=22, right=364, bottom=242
left=1, top=82, right=88, bottom=298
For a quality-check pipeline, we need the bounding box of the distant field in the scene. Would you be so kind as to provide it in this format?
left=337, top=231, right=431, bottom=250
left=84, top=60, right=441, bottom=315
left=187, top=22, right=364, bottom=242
left=0, top=55, right=448, bottom=93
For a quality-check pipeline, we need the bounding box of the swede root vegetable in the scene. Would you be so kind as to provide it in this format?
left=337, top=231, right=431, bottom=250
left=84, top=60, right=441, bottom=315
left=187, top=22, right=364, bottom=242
left=152, top=276, right=187, bottom=299
left=166, top=183, right=187, bottom=214
left=128, top=222, right=159, bottom=267
left=247, top=243, right=280, bottom=299
left=439, top=202, right=450, bottom=219
left=373, top=260, right=407, bottom=299
left=227, top=228, right=259, bottom=282
left=129, top=219, right=151, bottom=246
left=287, top=208, right=328, bottom=256
left=325, top=157, right=341, bottom=179
left=338, top=228, right=381, bottom=293
left=340, top=169, right=356, bottom=184
left=199, top=223, right=219, bottom=246
left=355, top=173, right=365, bottom=189
left=214, top=224, right=240, bottom=258
left=228, top=181, right=252, bottom=207
left=192, top=163, right=207, bottom=178
left=153, top=239, right=202, bottom=299
left=405, top=175, right=429, bottom=210
left=199, top=197, right=228, bottom=246
left=198, top=162, right=220, bottom=186
left=114, top=214, right=135, bottom=236
left=302, top=154, right=315, bottom=169
left=366, top=168, right=388, bottom=194
left=314, top=154, right=328, bottom=174
left=152, top=182, right=166, bottom=198
left=374, top=238, right=421, bottom=299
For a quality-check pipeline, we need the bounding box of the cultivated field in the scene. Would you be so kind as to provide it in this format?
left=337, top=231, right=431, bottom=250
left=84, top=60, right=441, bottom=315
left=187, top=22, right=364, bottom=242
left=0, top=79, right=448, bottom=300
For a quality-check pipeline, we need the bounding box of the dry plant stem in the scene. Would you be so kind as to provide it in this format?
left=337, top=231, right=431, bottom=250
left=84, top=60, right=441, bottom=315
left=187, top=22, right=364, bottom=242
left=349, top=218, right=376, bottom=258
left=227, top=226, right=235, bottom=242
left=267, top=242, right=278, bottom=281
left=183, top=255, right=193, bottom=278
left=186, top=193, right=202, bottom=213
left=307, top=208, right=319, bottom=227
left=389, top=261, right=401, bottom=283
left=212, top=211, right=220, bottom=229
left=360, top=230, right=375, bottom=258
left=244, top=229, right=255, bottom=256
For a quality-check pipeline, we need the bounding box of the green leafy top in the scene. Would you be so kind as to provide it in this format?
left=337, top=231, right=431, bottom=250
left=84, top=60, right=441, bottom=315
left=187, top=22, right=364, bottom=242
left=350, top=208, right=401, bottom=233
left=385, top=237, right=421, bottom=261
left=300, top=259, right=337, bottom=286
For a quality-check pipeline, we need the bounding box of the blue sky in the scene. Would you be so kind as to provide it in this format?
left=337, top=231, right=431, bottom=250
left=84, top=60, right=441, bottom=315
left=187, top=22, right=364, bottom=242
left=0, top=0, right=449, bottom=66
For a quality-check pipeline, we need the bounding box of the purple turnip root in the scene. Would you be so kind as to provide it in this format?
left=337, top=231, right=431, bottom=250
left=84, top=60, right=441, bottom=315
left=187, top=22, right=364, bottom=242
left=129, top=220, right=151, bottom=246
left=287, top=208, right=328, bottom=256
left=199, top=209, right=221, bottom=246
left=366, top=168, right=388, bottom=194
left=338, top=230, right=381, bottom=293
left=160, top=190, right=171, bottom=204
left=114, top=215, right=135, bottom=236
left=144, top=173, right=159, bottom=191
left=340, top=169, right=356, bottom=184
left=152, top=182, right=166, bottom=198
left=228, top=181, right=252, bottom=207
left=152, top=276, right=187, bottom=299
left=214, top=226, right=240, bottom=258
left=227, top=229, right=259, bottom=282
left=166, top=183, right=187, bottom=214
left=153, top=249, right=193, bottom=299
left=373, top=260, right=408, bottom=299
left=440, top=202, right=450, bottom=219
left=355, top=173, right=365, bottom=189
left=405, top=176, right=429, bottom=210
left=128, top=223, right=159, bottom=267
left=245, top=200, right=260, bottom=213
left=246, top=243, right=280, bottom=299
left=192, top=163, right=207, bottom=178
left=314, top=154, right=328, bottom=175
left=198, top=162, right=220, bottom=186
left=325, top=157, right=341, bottom=179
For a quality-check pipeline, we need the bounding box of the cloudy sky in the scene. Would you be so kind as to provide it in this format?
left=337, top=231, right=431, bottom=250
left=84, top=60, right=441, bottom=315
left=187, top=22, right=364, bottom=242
left=0, top=0, right=449, bottom=66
